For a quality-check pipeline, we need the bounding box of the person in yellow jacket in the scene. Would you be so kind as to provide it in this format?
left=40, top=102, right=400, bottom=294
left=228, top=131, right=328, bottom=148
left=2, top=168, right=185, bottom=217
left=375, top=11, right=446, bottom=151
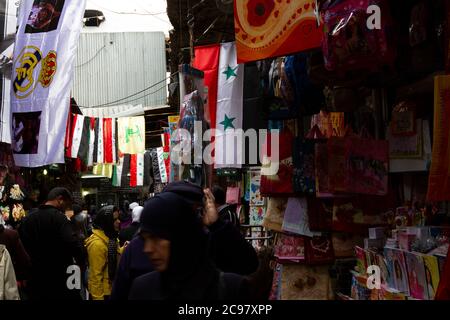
left=85, top=205, right=124, bottom=300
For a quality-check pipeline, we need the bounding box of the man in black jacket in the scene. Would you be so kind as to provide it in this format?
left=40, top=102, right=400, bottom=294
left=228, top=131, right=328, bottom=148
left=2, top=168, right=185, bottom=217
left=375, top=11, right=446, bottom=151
left=19, top=187, right=85, bottom=300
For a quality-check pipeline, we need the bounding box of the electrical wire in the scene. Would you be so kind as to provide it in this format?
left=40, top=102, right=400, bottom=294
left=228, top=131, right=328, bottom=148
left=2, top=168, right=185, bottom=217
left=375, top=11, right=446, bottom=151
left=89, top=1, right=167, bottom=16
left=75, top=45, right=106, bottom=68
left=83, top=72, right=178, bottom=108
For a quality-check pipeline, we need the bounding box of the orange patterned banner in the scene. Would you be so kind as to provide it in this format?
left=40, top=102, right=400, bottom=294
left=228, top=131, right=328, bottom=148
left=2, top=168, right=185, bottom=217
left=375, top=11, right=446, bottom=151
left=234, top=0, right=323, bottom=63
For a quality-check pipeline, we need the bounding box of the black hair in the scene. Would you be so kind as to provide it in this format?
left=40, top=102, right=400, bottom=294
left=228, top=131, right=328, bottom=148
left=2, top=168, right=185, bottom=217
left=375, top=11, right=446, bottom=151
left=72, top=204, right=82, bottom=215
left=93, top=205, right=119, bottom=281
left=47, top=187, right=73, bottom=202
left=93, top=205, right=119, bottom=238
left=212, top=185, right=226, bottom=206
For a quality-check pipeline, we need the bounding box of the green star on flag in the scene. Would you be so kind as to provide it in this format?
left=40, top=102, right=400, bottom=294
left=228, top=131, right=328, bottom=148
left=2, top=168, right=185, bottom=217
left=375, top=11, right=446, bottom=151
left=220, top=114, right=236, bottom=130
left=223, top=65, right=238, bottom=80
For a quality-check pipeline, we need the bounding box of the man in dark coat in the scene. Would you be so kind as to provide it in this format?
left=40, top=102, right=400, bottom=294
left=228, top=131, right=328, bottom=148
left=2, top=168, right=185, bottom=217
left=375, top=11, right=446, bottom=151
left=128, top=189, right=249, bottom=300
left=19, top=187, right=85, bottom=300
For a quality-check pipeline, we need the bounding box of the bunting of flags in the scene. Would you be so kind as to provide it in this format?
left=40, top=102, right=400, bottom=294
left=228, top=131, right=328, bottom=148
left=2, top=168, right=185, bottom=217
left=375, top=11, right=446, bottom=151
left=66, top=113, right=153, bottom=188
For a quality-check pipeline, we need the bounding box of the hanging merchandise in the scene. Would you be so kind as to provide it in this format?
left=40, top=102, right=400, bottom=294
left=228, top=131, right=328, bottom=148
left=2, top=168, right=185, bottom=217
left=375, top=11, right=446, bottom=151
left=332, top=196, right=390, bottom=234
left=304, top=235, right=335, bottom=265
left=226, top=186, right=241, bottom=205
left=293, top=125, right=326, bottom=195
left=92, top=163, right=113, bottom=179
left=94, top=118, right=104, bottom=164
left=327, top=135, right=389, bottom=196
left=168, top=116, right=180, bottom=182
left=282, top=198, right=321, bottom=237
left=67, top=114, right=89, bottom=161
left=306, top=197, right=333, bottom=232
left=315, top=142, right=334, bottom=198
left=280, top=264, right=334, bottom=300
left=284, top=53, right=325, bottom=116
left=321, top=0, right=395, bottom=72
left=249, top=170, right=265, bottom=206
left=214, top=42, right=244, bottom=169
left=389, top=120, right=431, bottom=173
left=234, top=0, right=323, bottom=63
left=274, top=234, right=305, bottom=263
left=427, top=75, right=450, bottom=201
left=10, top=0, right=87, bottom=167
left=310, top=111, right=345, bottom=138
left=249, top=206, right=266, bottom=226
left=117, top=116, right=146, bottom=155
left=260, top=129, right=295, bottom=196
left=332, top=233, right=364, bottom=258
left=269, top=263, right=283, bottom=301
left=156, top=147, right=168, bottom=184
left=129, top=153, right=145, bottom=187
left=262, top=197, right=288, bottom=233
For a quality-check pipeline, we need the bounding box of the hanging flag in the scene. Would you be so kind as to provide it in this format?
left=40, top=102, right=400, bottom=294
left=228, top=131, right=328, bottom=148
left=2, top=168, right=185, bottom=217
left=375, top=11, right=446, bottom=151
left=87, top=117, right=96, bottom=167
left=0, top=0, right=18, bottom=144
left=97, top=118, right=104, bottom=164
left=214, top=42, right=244, bottom=169
left=112, top=118, right=117, bottom=164
left=118, top=116, right=146, bottom=155
left=157, top=147, right=168, bottom=184
left=92, top=163, right=113, bottom=179
left=130, top=153, right=145, bottom=187
left=103, top=118, right=114, bottom=163
left=143, top=151, right=153, bottom=186
left=193, top=44, right=220, bottom=130
left=234, top=0, right=322, bottom=63
left=11, top=0, right=87, bottom=167
left=68, top=114, right=85, bottom=159
left=77, top=116, right=90, bottom=163
left=112, top=155, right=129, bottom=187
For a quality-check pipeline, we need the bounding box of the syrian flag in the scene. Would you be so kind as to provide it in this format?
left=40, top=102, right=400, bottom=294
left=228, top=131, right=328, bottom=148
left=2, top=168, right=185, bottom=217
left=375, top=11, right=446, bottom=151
left=103, top=118, right=114, bottom=163
left=193, top=44, right=220, bottom=130
left=68, top=114, right=85, bottom=159
left=214, top=42, right=244, bottom=169
left=130, top=153, right=145, bottom=187
left=87, top=118, right=96, bottom=167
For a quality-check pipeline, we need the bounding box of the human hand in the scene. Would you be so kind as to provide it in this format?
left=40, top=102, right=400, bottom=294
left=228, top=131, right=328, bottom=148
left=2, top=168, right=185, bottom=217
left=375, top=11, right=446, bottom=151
left=202, top=188, right=218, bottom=227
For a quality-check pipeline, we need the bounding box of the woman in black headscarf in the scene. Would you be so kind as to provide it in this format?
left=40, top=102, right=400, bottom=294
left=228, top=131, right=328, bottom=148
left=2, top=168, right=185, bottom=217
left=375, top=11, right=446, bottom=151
left=85, top=205, right=122, bottom=300
left=128, top=188, right=249, bottom=300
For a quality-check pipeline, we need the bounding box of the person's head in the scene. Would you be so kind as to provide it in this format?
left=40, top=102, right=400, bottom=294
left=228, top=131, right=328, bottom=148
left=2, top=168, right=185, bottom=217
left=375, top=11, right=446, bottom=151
left=212, top=185, right=226, bottom=207
left=162, top=180, right=204, bottom=214
left=72, top=204, right=82, bottom=216
left=140, top=191, right=207, bottom=274
left=46, top=187, right=73, bottom=212
left=129, top=202, right=139, bottom=213
left=93, top=205, right=120, bottom=238
left=131, top=206, right=143, bottom=224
